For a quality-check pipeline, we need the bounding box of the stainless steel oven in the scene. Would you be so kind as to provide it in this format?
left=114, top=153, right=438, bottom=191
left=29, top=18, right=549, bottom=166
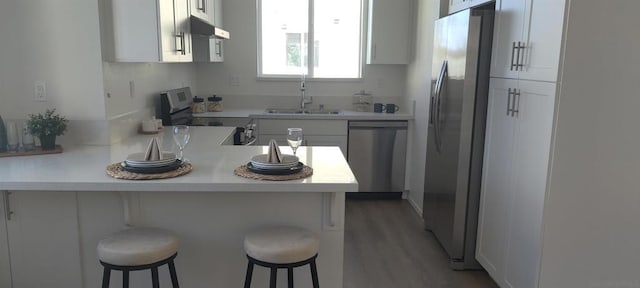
left=159, top=87, right=256, bottom=145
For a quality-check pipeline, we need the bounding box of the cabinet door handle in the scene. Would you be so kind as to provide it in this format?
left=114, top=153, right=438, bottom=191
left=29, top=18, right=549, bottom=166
left=516, top=42, right=525, bottom=71
left=513, top=89, right=521, bottom=117
left=3, top=191, right=13, bottom=221
left=510, top=42, right=517, bottom=71
left=176, top=32, right=186, bottom=55
left=215, top=41, right=222, bottom=57
left=514, top=41, right=524, bottom=71
left=199, top=0, right=206, bottom=12
left=507, top=88, right=513, bottom=116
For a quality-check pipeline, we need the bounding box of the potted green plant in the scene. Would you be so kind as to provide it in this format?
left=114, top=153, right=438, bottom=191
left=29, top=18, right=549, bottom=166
left=26, top=109, right=68, bottom=150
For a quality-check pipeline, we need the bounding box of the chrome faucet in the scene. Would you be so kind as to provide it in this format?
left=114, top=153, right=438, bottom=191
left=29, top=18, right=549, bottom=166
left=300, top=74, right=312, bottom=110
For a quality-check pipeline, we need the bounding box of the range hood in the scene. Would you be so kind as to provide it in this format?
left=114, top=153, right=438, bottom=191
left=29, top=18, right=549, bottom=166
left=190, top=16, right=230, bottom=39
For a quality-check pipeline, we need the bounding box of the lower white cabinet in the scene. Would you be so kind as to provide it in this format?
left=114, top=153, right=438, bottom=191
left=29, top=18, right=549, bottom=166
left=256, top=119, right=348, bottom=156
left=0, top=193, right=11, bottom=288
left=476, top=78, right=556, bottom=288
left=0, top=191, right=82, bottom=288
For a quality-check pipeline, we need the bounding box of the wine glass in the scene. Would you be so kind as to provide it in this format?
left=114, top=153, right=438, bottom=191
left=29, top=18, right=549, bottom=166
left=287, top=128, right=303, bottom=155
left=172, top=125, right=190, bottom=161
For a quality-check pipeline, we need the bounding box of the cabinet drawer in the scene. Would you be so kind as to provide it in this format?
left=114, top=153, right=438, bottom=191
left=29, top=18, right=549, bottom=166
left=258, top=120, right=347, bottom=136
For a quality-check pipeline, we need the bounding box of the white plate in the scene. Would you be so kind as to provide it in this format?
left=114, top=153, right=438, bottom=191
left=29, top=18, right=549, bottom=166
left=250, top=154, right=299, bottom=167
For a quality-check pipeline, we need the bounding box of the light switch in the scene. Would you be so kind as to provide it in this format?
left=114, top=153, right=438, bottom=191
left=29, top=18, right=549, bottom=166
left=34, top=81, right=46, bottom=102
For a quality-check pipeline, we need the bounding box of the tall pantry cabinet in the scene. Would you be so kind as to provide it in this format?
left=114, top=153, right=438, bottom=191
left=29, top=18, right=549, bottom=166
left=476, top=0, right=564, bottom=287
left=477, top=0, right=640, bottom=287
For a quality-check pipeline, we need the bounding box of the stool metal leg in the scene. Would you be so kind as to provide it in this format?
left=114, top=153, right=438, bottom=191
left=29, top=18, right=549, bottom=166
left=168, top=260, right=180, bottom=288
left=101, top=267, right=111, bottom=288
left=151, top=267, right=160, bottom=288
left=122, top=270, right=130, bottom=288
left=269, top=267, right=277, bottom=288
left=287, top=267, right=294, bottom=288
left=244, top=261, right=254, bottom=288
left=310, top=259, right=320, bottom=288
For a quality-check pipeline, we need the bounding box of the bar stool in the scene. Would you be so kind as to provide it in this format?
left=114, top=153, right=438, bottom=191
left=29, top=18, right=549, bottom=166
left=243, top=226, right=320, bottom=288
left=97, top=227, right=180, bottom=288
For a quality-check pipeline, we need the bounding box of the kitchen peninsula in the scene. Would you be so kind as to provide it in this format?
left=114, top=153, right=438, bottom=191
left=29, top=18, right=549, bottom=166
left=0, top=127, right=357, bottom=288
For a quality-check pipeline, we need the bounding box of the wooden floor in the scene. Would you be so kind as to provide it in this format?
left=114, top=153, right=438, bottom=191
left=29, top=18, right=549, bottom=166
left=343, top=199, right=498, bottom=288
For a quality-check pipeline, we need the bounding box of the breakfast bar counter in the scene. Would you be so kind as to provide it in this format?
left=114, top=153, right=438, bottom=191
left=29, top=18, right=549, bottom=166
left=0, top=127, right=356, bottom=288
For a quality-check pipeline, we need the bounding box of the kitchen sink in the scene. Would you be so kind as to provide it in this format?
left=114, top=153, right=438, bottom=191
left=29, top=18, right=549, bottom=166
left=264, top=108, right=341, bottom=115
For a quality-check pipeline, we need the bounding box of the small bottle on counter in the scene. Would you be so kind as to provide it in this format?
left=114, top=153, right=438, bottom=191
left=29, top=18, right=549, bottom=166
left=207, top=95, right=224, bottom=112
left=192, top=96, right=206, bottom=114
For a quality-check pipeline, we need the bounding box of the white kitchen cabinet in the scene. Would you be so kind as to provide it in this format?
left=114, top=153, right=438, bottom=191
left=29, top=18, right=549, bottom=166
left=3, top=191, right=82, bottom=288
left=475, top=79, right=515, bottom=280
left=366, top=0, right=412, bottom=64
left=192, top=0, right=224, bottom=62
left=212, top=0, right=224, bottom=62
left=448, top=0, right=493, bottom=15
left=257, top=119, right=348, bottom=156
left=477, top=78, right=556, bottom=288
left=490, top=0, right=565, bottom=82
left=0, top=192, right=11, bottom=288
left=191, top=0, right=214, bottom=24
left=102, top=0, right=192, bottom=62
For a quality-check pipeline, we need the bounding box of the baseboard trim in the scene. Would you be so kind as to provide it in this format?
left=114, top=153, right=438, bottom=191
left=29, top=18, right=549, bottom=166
left=346, top=192, right=402, bottom=200
left=407, top=195, right=423, bottom=217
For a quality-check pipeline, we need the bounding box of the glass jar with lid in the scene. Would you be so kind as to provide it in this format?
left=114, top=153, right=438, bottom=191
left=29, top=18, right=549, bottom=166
left=192, top=97, right=206, bottom=114
left=207, top=95, right=224, bottom=112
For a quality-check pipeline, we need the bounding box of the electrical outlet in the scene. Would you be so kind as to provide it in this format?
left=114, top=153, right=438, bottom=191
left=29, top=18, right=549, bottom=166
left=34, top=81, right=46, bottom=102
left=230, top=76, right=240, bottom=87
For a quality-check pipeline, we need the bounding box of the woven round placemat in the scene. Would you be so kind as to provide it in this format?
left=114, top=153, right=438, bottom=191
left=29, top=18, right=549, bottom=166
left=106, top=162, right=193, bottom=180
left=234, top=164, right=313, bottom=181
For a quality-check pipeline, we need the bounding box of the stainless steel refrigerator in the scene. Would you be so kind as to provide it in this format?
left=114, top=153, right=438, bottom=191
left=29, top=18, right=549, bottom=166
left=423, top=7, right=494, bottom=270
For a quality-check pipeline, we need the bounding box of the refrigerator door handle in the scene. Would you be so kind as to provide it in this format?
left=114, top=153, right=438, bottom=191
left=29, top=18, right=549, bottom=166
left=434, top=61, right=448, bottom=153
left=431, top=61, right=447, bottom=126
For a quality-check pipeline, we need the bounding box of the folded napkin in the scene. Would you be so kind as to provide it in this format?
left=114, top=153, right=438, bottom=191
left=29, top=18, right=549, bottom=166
left=144, top=137, right=162, bottom=161
left=267, top=139, right=283, bottom=163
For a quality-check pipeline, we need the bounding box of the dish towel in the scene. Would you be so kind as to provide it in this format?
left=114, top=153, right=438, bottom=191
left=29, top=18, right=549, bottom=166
left=144, top=137, right=162, bottom=161
left=267, top=139, right=283, bottom=163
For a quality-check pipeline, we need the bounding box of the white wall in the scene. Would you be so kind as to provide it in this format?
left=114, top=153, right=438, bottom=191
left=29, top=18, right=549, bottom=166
left=0, top=0, right=105, bottom=121
left=103, top=63, right=196, bottom=142
left=194, top=0, right=409, bottom=110
left=539, top=1, right=640, bottom=287
left=404, top=0, right=438, bottom=215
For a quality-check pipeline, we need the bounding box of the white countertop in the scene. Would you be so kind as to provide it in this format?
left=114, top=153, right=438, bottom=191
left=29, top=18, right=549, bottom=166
left=0, top=127, right=358, bottom=192
left=194, top=109, right=414, bottom=120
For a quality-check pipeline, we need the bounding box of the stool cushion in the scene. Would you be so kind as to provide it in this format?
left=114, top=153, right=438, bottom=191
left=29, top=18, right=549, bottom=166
left=244, top=226, right=319, bottom=264
left=97, top=227, right=178, bottom=266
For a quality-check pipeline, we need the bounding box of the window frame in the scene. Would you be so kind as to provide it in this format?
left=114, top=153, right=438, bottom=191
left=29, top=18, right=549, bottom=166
left=256, top=0, right=364, bottom=80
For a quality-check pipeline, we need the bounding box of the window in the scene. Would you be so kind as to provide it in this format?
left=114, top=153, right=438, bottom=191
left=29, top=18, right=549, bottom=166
left=258, top=0, right=362, bottom=79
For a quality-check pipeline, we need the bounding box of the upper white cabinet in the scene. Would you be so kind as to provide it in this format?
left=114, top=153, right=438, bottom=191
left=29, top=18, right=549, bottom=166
left=490, top=0, right=566, bottom=82
left=477, top=78, right=556, bottom=288
left=102, top=0, right=192, bottom=62
left=448, top=0, right=493, bottom=15
left=366, top=0, right=412, bottom=64
left=191, top=0, right=214, bottom=23
left=192, top=0, right=224, bottom=62
left=1, top=191, right=83, bottom=288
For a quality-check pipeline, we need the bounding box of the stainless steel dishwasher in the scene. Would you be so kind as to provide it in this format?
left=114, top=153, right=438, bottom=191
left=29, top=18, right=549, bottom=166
left=347, top=121, right=408, bottom=195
